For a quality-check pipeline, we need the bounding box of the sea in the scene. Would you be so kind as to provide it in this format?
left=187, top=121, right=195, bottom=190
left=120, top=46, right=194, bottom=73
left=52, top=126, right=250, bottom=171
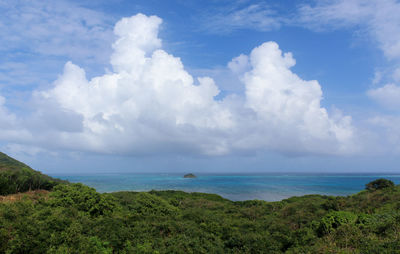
left=49, top=173, right=400, bottom=202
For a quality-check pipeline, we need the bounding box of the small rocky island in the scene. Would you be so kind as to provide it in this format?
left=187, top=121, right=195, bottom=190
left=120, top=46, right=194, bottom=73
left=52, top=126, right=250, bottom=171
left=183, top=173, right=196, bottom=178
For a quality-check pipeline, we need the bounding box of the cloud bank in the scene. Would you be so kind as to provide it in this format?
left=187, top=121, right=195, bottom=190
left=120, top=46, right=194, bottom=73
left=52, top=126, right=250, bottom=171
left=0, top=14, right=355, bottom=156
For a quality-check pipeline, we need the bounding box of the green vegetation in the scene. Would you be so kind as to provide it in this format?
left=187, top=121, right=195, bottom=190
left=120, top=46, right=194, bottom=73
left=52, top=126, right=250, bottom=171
left=0, top=152, right=66, bottom=195
left=366, top=178, right=395, bottom=191
left=1, top=153, right=400, bottom=253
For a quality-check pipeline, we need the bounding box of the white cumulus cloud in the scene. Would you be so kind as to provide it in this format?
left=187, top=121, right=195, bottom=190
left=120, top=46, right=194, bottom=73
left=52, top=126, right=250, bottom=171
left=238, top=42, right=354, bottom=154
left=1, top=14, right=356, bottom=156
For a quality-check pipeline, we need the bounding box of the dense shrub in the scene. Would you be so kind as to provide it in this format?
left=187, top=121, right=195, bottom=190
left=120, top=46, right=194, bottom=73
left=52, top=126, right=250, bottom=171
left=1, top=151, right=400, bottom=253
left=317, top=211, right=357, bottom=235
left=0, top=168, right=61, bottom=195
left=1, top=182, right=400, bottom=253
left=49, top=184, right=116, bottom=216
left=0, top=152, right=66, bottom=195
left=366, top=178, right=395, bottom=191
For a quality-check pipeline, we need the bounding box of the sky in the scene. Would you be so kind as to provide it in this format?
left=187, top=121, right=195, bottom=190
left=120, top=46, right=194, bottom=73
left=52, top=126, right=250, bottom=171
left=1, top=0, right=400, bottom=174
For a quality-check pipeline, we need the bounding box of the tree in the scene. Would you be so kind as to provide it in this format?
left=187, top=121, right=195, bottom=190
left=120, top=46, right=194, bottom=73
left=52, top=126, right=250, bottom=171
left=365, top=178, right=394, bottom=191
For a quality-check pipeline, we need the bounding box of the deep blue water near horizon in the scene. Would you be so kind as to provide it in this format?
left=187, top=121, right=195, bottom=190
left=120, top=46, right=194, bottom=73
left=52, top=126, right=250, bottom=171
left=49, top=173, right=400, bottom=201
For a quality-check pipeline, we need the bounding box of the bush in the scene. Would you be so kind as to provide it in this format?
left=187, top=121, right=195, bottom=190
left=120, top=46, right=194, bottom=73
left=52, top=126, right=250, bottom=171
left=318, top=211, right=358, bottom=235
left=365, top=179, right=394, bottom=191
left=0, top=168, right=60, bottom=195
left=49, top=184, right=116, bottom=216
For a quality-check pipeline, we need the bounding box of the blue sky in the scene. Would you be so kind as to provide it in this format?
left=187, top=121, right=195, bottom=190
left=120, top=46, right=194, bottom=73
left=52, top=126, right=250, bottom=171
left=1, top=0, right=400, bottom=173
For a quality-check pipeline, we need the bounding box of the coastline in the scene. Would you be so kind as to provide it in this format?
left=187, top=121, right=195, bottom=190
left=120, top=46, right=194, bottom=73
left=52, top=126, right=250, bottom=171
left=48, top=172, right=400, bottom=201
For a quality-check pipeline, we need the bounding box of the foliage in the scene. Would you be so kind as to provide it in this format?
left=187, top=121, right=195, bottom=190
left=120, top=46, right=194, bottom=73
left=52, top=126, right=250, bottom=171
left=0, top=152, right=66, bottom=195
left=1, top=180, right=400, bottom=253
left=49, top=184, right=116, bottom=216
left=317, top=211, right=357, bottom=235
left=366, top=178, right=395, bottom=191
left=1, top=155, right=400, bottom=253
left=0, top=152, right=32, bottom=172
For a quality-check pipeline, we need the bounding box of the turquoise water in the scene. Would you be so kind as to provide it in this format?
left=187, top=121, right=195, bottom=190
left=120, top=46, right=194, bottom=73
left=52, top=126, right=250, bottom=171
left=50, top=173, right=400, bottom=201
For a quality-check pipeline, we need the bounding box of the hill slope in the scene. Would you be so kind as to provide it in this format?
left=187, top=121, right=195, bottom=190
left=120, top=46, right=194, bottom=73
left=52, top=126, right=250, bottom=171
left=0, top=152, right=65, bottom=195
left=0, top=151, right=32, bottom=171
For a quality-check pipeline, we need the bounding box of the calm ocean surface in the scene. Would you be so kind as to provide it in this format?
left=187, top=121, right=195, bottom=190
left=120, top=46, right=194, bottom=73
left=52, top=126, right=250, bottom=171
left=50, top=173, right=400, bottom=201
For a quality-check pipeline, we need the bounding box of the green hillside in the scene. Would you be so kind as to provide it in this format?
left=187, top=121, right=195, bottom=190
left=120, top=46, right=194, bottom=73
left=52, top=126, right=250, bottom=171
left=0, top=154, right=399, bottom=253
left=0, top=152, right=66, bottom=195
left=0, top=151, right=33, bottom=171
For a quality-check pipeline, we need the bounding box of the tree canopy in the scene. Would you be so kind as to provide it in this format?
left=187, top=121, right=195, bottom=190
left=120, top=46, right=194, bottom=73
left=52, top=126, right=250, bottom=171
left=365, top=178, right=395, bottom=191
left=1, top=153, right=399, bottom=253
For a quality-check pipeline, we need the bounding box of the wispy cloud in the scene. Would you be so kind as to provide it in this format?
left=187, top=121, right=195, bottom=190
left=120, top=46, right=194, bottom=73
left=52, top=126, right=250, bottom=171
left=200, top=2, right=282, bottom=34
left=0, top=0, right=115, bottom=88
left=0, top=0, right=114, bottom=61
left=368, top=84, right=400, bottom=110
left=298, top=0, right=400, bottom=61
